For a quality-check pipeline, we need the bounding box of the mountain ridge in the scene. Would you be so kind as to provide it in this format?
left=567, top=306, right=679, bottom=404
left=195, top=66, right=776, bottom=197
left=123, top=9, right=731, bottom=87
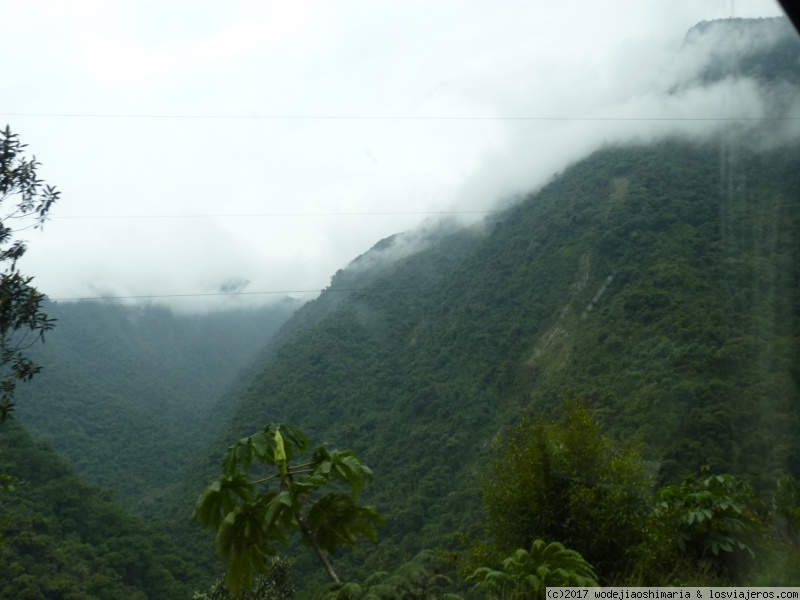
left=177, top=132, right=799, bottom=583
left=1, top=15, right=797, bottom=593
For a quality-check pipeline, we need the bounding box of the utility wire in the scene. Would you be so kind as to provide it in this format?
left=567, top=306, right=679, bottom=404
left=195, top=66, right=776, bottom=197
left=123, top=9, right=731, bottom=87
left=1, top=112, right=795, bottom=121
left=50, top=210, right=496, bottom=220
left=49, top=287, right=420, bottom=302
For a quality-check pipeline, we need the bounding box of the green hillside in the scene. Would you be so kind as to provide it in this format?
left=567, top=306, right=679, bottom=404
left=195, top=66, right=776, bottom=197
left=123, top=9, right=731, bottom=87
left=2, top=15, right=797, bottom=594
left=175, top=24, right=800, bottom=586
left=0, top=421, right=211, bottom=598
left=14, top=299, right=300, bottom=517
left=181, top=134, right=798, bottom=585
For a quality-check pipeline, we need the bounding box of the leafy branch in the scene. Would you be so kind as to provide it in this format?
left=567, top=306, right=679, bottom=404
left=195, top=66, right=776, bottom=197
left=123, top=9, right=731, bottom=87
left=0, top=126, right=59, bottom=422
left=195, top=423, right=385, bottom=593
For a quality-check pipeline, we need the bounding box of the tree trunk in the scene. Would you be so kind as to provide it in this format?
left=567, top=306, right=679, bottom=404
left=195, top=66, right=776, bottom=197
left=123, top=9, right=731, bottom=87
left=281, top=472, right=341, bottom=583
left=294, top=508, right=341, bottom=583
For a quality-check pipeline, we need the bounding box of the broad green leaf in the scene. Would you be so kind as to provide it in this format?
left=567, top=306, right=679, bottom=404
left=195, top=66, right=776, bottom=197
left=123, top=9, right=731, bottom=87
left=292, top=473, right=329, bottom=495
left=274, top=429, right=287, bottom=464
left=329, top=451, right=373, bottom=499
left=307, top=493, right=385, bottom=554
left=194, top=472, right=253, bottom=529
left=249, top=430, right=273, bottom=463
left=269, top=423, right=310, bottom=460
left=216, top=503, right=276, bottom=593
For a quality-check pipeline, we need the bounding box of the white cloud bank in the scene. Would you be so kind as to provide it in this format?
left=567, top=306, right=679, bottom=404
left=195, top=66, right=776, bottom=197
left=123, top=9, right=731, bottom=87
left=0, top=0, right=790, bottom=311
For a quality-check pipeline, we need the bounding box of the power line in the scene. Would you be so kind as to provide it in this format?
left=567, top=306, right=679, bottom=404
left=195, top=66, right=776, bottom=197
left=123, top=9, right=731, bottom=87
left=2, top=112, right=796, bottom=122
left=48, top=287, right=420, bottom=301
left=50, top=210, right=496, bottom=220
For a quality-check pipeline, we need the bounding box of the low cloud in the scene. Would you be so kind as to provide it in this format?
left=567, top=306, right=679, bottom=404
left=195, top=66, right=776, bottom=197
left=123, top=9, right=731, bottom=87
left=449, top=15, right=798, bottom=218
left=4, top=1, right=791, bottom=312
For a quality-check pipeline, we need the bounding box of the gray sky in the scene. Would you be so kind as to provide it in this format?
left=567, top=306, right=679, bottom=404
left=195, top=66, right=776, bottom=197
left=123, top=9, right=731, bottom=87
left=0, top=0, right=787, bottom=311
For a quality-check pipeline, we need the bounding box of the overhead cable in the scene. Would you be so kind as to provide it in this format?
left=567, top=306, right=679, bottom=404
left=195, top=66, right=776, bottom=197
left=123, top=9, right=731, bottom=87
left=49, top=287, right=422, bottom=302
left=2, top=112, right=795, bottom=122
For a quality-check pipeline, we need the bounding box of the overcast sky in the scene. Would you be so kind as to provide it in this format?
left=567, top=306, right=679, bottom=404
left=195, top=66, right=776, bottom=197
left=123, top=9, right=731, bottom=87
left=0, top=0, right=788, bottom=311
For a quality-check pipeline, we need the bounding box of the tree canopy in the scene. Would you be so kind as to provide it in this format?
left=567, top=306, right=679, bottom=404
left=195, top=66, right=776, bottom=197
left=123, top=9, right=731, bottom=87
left=0, top=126, right=59, bottom=422
left=195, top=423, right=384, bottom=592
left=478, top=399, right=651, bottom=581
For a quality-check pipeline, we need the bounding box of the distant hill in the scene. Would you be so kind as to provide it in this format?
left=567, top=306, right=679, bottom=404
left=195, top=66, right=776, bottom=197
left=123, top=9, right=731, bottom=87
left=0, top=421, right=211, bottom=598
left=5, top=15, right=798, bottom=592
left=13, top=298, right=301, bottom=517
left=684, top=17, right=800, bottom=85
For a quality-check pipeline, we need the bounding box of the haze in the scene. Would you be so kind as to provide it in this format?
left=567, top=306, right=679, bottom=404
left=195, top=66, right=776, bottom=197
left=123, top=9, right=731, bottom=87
left=0, top=0, right=787, bottom=311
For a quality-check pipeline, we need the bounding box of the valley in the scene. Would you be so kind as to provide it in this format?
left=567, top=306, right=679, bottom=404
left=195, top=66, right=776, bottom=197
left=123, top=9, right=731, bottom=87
left=1, top=13, right=799, bottom=599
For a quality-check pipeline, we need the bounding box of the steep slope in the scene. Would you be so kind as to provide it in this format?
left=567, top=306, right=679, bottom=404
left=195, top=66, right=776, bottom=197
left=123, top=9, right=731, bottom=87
left=180, top=135, right=798, bottom=583
left=0, top=421, right=210, bottom=598
left=176, top=17, right=800, bottom=584
left=14, top=299, right=300, bottom=517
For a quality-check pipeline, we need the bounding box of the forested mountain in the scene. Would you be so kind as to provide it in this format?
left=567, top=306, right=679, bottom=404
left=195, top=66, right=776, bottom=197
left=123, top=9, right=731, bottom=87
left=685, top=17, right=800, bottom=85
left=13, top=299, right=300, bottom=517
left=1, top=15, right=798, bottom=597
left=176, top=17, right=800, bottom=586
left=0, top=421, right=212, bottom=598
left=181, top=136, right=799, bottom=584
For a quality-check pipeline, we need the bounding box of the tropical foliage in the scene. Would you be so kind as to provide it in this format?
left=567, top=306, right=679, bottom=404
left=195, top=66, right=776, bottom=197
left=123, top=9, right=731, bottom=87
left=15, top=299, right=300, bottom=518
left=192, top=556, right=296, bottom=600
left=2, top=17, right=799, bottom=597
left=772, top=475, right=800, bottom=545
left=477, top=400, right=650, bottom=581
left=467, top=539, right=598, bottom=599
left=195, top=424, right=384, bottom=591
left=0, top=421, right=209, bottom=599
left=320, top=550, right=461, bottom=600
left=646, top=471, right=766, bottom=581
left=0, top=126, right=59, bottom=422
left=172, top=125, right=799, bottom=583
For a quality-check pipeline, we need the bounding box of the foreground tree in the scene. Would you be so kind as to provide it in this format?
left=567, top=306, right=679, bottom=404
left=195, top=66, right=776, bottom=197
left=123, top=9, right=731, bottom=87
left=477, top=398, right=650, bottom=581
left=320, top=549, right=461, bottom=600
left=195, top=423, right=384, bottom=593
left=192, top=556, right=296, bottom=600
left=0, top=126, right=59, bottom=422
left=645, top=470, right=766, bottom=582
left=467, top=539, right=598, bottom=599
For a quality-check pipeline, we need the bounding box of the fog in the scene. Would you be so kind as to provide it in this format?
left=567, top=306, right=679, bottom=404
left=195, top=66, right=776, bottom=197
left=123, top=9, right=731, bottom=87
left=0, top=1, right=789, bottom=312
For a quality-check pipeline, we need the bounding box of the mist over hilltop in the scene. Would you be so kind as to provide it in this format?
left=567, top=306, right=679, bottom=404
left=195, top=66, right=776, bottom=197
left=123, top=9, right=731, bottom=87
left=2, top=2, right=786, bottom=310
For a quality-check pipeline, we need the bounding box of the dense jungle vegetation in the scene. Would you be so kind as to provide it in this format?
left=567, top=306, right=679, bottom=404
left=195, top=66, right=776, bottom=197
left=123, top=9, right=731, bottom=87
left=177, top=133, right=799, bottom=589
left=0, top=422, right=212, bottom=598
left=13, top=300, right=300, bottom=518
left=11, top=301, right=297, bottom=516
left=0, top=15, right=798, bottom=599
